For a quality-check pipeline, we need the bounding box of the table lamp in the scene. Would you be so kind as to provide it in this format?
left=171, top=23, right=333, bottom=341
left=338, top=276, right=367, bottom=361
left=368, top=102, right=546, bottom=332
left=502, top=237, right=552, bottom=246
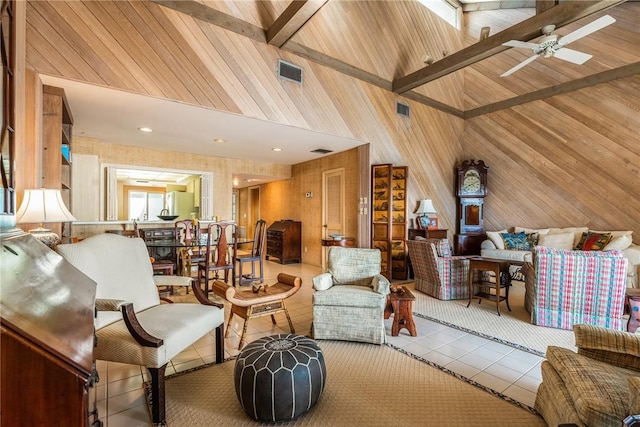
left=414, top=199, right=437, bottom=230
left=16, top=188, right=77, bottom=248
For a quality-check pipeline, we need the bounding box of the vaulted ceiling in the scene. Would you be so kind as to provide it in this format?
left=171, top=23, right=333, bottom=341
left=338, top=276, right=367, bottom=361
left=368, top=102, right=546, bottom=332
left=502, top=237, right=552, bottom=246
left=150, top=0, right=639, bottom=117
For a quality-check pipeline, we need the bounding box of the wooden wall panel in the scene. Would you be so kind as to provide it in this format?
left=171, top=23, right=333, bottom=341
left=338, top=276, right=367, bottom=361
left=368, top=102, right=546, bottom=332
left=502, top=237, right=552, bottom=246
left=21, top=1, right=639, bottom=254
left=463, top=75, right=640, bottom=242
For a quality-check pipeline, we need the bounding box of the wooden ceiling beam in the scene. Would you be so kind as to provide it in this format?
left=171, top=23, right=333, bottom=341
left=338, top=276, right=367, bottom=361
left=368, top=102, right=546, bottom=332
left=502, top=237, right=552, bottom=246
left=267, top=0, right=328, bottom=48
left=150, top=0, right=266, bottom=43
left=465, top=61, right=640, bottom=118
left=392, top=0, right=627, bottom=94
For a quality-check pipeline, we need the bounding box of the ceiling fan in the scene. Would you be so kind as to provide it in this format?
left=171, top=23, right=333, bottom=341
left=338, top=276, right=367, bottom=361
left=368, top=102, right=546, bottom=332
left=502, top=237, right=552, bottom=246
left=500, top=15, right=616, bottom=77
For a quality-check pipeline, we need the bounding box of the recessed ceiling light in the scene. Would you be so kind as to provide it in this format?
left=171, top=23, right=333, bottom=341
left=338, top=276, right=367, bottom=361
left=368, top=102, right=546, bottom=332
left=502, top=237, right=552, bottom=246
left=272, top=148, right=282, bottom=152
left=138, top=127, right=153, bottom=133
left=214, top=138, right=226, bottom=143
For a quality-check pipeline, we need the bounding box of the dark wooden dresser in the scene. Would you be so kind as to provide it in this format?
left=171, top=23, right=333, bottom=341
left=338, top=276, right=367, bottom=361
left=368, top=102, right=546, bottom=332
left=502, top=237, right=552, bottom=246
left=1, top=233, right=98, bottom=426
left=266, top=220, right=302, bottom=264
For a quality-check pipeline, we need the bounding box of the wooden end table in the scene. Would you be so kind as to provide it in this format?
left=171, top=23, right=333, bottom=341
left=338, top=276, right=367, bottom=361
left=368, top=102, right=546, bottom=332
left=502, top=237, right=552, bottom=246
left=384, top=286, right=417, bottom=337
left=467, top=257, right=512, bottom=316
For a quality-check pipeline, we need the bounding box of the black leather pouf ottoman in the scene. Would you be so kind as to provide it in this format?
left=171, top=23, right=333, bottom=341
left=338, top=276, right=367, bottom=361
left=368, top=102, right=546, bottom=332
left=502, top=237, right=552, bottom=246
left=234, top=334, right=326, bottom=422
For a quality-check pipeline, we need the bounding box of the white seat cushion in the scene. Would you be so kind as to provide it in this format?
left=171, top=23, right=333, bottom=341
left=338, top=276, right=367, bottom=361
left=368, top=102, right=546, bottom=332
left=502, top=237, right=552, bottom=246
left=95, top=303, right=224, bottom=368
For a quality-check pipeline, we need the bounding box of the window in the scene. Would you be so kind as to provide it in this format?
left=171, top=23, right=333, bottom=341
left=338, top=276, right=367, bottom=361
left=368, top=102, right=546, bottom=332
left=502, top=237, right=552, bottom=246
left=125, top=187, right=165, bottom=220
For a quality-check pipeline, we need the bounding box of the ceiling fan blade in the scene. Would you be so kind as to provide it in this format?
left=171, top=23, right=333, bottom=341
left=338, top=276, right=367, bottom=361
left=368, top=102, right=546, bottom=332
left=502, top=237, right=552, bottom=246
left=558, top=15, right=616, bottom=46
left=553, top=47, right=593, bottom=65
left=501, top=55, right=539, bottom=77
left=502, top=40, right=540, bottom=50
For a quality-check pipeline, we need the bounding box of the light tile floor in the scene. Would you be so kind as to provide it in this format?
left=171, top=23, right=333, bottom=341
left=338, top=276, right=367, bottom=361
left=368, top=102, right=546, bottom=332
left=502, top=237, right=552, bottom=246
left=94, top=261, right=543, bottom=426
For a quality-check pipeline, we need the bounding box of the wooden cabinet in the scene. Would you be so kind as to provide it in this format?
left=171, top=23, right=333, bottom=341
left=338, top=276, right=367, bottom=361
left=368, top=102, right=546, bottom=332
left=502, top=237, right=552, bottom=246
left=41, top=85, right=74, bottom=239
left=266, top=220, right=301, bottom=264
left=140, top=227, right=177, bottom=266
left=1, top=233, right=97, bottom=426
left=408, top=228, right=448, bottom=240
left=371, top=164, right=408, bottom=280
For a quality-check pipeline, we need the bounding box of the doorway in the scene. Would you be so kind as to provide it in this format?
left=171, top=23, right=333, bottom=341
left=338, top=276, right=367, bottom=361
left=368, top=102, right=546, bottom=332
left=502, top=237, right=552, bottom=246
left=248, top=186, right=260, bottom=236
left=322, top=168, right=345, bottom=269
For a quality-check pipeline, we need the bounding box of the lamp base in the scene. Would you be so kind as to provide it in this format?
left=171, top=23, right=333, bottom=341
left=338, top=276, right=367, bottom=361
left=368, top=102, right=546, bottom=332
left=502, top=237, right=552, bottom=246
left=29, top=229, right=60, bottom=248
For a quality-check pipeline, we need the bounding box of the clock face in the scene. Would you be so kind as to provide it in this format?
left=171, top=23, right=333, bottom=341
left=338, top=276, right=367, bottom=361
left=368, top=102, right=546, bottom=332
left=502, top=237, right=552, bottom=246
left=461, top=170, right=481, bottom=194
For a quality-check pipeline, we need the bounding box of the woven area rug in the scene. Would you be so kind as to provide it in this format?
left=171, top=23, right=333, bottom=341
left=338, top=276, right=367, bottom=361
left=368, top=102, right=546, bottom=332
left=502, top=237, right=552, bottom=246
left=160, top=340, right=544, bottom=426
left=411, top=280, right=575, bottom=355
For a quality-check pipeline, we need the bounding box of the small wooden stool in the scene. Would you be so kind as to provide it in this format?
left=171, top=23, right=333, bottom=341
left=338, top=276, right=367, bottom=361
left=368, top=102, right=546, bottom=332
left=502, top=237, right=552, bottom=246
left=212, top=273, right=302, bottom=349
left=384, top=286, right=417, bottom=336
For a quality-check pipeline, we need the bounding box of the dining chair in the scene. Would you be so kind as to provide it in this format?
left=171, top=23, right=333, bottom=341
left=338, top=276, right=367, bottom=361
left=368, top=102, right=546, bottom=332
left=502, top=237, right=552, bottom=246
left=174, top=219, right=206, bottom=281
left=235, top=219, right=267, bottom=287
left=197, top=221, right=238, bottom=297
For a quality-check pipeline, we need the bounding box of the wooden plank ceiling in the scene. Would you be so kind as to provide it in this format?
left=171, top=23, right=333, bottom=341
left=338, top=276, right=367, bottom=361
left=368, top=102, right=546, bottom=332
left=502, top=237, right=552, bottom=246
left=148, top=0, right=639, bottom=117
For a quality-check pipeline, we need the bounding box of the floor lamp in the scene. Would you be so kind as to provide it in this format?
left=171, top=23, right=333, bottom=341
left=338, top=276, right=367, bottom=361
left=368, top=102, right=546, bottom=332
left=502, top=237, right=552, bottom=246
left=16, top=188, right=77, bottom=248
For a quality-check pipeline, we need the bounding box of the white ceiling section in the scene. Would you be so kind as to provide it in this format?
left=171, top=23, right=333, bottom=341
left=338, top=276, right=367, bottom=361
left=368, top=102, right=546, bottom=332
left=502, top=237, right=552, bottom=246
left=39, top=76, right=364, bottom=167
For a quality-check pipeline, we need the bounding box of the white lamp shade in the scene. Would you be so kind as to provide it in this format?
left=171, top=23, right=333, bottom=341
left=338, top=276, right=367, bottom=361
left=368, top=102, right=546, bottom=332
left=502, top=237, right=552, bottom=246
left=16, top=189, right=77, bottom=224
left=414, top=199, right=437, bottom=215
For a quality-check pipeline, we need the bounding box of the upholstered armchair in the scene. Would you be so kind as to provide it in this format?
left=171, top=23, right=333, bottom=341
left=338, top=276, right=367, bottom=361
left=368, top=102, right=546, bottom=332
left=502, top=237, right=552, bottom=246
left=312, top=247, right=390, bottom=344
left=406, top=238, right=471, bottom=300
left=536, top=324, right=640, bottom=426
left=56, top=233, right=225, bottom=425
left=523, top=246, right=628, bottom=330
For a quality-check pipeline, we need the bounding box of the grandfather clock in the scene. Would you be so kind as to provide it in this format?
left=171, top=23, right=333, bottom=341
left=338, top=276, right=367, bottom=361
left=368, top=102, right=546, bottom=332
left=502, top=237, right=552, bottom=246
left=454, top=159, right=488, bottom=255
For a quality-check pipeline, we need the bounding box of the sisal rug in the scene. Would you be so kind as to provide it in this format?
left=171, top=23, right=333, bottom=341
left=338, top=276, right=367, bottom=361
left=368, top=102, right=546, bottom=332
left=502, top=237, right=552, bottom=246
left=161, top=340, right=544, bottom=426
left=411, top=280, right=575, bottom=355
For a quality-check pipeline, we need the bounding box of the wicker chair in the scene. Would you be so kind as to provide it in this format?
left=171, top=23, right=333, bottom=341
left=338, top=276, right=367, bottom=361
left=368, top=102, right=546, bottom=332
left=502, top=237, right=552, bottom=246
left=536, top=324, right=640, bottom=426
left=311, top=247, right=390, bottom=344
left=406, top=238, right=471, bottom=300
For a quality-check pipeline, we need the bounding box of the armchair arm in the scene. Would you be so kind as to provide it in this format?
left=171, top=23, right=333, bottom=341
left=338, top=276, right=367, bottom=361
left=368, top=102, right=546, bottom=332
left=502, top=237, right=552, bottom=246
left=120, top=303, right=163, bottom=348
left=629, top=377, right=640, bottom=415
left=95, top=298, right=128, bottom=312
left=190, top=281, right=224, bottom=308
left=372, top=275, right=390, bottom=295
left=153, top=275, right=193, bottom=288
left=312, top=273, right=333, bottom=291
left=574, top=324, right=640, bottom=372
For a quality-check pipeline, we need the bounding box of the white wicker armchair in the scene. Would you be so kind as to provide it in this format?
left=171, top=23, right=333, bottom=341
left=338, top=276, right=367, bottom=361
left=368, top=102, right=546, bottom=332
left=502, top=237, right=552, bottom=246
left=311, top=247, right=390, bottom=344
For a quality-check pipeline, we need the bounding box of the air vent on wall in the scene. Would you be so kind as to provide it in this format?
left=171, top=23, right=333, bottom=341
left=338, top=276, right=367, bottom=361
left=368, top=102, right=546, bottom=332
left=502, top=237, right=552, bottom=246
left=278, top=60, right=303, bottom=84
left=311, top=148, right=333, bottom=154
left=396, top=101, right=410, bottom=118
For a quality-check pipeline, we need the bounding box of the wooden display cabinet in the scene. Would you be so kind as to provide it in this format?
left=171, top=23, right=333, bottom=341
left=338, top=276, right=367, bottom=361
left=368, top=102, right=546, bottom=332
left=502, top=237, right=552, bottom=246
left=371, top=164, right=408, bottom=280
left=41, top=85, right=74, bottom=240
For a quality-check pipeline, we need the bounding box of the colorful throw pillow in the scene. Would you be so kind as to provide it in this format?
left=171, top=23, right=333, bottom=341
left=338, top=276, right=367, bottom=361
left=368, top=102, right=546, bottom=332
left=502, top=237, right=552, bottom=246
left=574, top=232, right=612, bottom=251
left=526, top=232, right=540, bottom=247
left=500, top=232, right=532, bottom=251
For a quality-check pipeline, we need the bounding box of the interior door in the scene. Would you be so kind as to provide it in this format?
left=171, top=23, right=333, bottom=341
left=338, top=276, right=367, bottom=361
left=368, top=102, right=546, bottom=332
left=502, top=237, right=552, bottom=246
left=322, top=168, right=345, bottom=269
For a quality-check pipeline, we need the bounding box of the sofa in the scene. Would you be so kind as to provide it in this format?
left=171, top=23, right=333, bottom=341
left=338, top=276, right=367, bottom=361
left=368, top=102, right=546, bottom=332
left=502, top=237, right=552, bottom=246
left=536, top=324, right=640, bottom=427
left=523, top=246, right=628, bottom=330
left=481, top=226, right=640, bottom=288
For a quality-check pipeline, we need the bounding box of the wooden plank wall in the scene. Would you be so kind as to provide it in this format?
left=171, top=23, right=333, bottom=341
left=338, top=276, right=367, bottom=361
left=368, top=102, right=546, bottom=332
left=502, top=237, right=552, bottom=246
left=23, top=1, right=465, bottom=266
left=21, top=0, right=640, bottom=262
left=462, top=74, right=640, bottom=241
left=460, top=4, right=640, bottom=243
